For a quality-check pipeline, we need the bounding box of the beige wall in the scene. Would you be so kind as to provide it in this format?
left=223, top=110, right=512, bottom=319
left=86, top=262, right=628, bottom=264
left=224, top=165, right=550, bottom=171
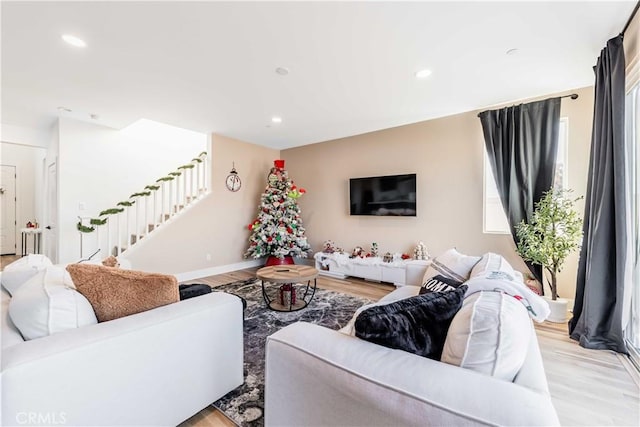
left=283, top=86, right=594, bottom=300
left=124, top=134, right=279, bottom=275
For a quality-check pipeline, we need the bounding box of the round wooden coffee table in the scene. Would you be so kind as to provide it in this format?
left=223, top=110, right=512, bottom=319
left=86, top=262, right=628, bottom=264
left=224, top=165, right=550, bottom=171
left=256, top=265, right=318, bottom=312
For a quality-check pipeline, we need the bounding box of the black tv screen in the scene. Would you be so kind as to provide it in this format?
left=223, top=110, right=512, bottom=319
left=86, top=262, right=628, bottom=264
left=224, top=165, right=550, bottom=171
left=349, top=174, right=417, bottom=216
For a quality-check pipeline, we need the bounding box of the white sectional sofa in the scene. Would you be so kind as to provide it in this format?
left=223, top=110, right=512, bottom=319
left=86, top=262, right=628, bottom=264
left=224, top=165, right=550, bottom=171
left=265, top=285, right=560, bottom=427
left=1, top=285, right=244, bottom=426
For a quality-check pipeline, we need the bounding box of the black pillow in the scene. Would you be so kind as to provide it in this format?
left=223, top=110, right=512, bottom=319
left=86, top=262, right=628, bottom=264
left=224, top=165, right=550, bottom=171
left=354, top=285, right=467, bottom=360
left=419, top=274, right=463, bottom=295
left=179, top=283, right=212, bottom=300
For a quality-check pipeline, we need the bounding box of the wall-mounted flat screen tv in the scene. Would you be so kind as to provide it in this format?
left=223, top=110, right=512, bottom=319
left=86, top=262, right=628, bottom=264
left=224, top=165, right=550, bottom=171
left=349, top=174, right=417, bottom=216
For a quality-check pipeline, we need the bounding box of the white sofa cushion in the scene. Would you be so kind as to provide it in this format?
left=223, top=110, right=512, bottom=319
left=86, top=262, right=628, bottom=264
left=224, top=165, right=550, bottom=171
left=1, top=254, right=53, bottom=296
left=421, top=248, right=481, bottom=284
left=1, top=288, right=24, bottom=349
left=441, top=291, right=531, bottom=382
left=8, top=266, right=97, bottom=340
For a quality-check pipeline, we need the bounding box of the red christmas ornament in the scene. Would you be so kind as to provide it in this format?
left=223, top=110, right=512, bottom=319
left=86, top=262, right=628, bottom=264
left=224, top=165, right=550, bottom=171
left=299, top=188, right=306, bottom=194
left=287, top=227, right=293, bottom=234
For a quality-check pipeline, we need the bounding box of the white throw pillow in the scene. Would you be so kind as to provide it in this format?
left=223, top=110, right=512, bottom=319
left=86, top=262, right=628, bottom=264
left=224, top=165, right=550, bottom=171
left=421, top=248, right=481, bottom=284
left=9, top=266, right=97, bottom=340
left=1, top=254, right=53, bottom=296
left=470, top=252, right=518, bottom=282
left=441, top=291, right=531, bottom=382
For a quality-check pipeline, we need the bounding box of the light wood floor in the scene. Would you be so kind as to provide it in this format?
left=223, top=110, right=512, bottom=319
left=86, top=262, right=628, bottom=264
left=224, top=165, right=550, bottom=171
left=0, top=254, right=21, bottom=271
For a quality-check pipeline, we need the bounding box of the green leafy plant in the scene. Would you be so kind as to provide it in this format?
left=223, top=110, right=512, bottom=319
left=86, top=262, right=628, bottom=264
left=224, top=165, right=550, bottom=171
left=516, top=188, right=583, bottom=300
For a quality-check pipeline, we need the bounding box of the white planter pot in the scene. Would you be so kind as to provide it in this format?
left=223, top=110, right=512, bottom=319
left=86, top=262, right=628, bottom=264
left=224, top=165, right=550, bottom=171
left=543, top=296, right=569, bottom=323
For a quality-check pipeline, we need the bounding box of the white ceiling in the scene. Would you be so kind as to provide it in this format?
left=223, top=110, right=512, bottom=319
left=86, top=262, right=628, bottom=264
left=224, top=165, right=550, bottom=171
left=1, top=1, right=636, bottom=149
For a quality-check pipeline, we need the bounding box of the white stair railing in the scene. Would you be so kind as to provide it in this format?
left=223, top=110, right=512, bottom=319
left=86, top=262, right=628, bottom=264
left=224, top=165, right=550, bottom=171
left=76, top=152, right=208, bottom=258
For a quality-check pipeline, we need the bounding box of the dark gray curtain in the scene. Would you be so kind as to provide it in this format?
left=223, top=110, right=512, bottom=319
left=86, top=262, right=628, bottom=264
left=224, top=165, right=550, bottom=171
left=569, top=35, right=627, bottom=354
left=478, top=98, right=561, bottom=288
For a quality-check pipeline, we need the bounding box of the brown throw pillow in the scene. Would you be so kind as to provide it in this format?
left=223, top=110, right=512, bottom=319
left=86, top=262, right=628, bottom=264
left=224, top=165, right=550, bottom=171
left=66, top=264, right=179, bottom=322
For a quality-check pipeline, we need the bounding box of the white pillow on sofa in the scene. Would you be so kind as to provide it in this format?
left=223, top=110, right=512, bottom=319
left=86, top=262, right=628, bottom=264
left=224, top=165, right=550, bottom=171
left=441, top=291, right=531, bottom=382
left=421, top=248, right=481, bottom=284
left=470, top=252, right=518, bottom=282
left=1, top=254, right=53, bottom=296
left=9, top=266, right=97, bottom=340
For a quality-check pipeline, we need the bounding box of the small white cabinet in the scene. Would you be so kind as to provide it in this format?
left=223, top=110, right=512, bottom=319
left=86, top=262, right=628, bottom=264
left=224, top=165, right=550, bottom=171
left=314, top=252, right=429, bottom=287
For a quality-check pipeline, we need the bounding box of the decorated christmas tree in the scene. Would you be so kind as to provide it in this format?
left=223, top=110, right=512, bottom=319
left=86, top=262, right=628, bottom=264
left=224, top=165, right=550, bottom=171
left=245, top=160, right=311, bottom=263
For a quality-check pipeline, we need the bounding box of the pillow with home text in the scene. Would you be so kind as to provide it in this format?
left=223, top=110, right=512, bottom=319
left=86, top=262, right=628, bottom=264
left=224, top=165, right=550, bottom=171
left=420, top=274, right=464, bottom=295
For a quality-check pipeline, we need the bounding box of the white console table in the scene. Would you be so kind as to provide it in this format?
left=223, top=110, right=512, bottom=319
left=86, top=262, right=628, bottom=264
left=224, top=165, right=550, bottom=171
left=314, top=252, right=429, bottom=287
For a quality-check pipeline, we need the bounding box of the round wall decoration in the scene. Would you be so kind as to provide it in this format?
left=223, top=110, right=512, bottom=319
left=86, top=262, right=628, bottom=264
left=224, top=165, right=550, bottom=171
left=226, top=164, right=242, bottom=192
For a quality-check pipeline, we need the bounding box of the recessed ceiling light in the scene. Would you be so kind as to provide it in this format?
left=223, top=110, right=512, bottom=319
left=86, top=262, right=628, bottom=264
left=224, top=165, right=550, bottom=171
left=271, top=116, right=282, bottom=124
left=275, top=67, right=290, bottom=76
left=506, top=48, right=519, bottom=55
left=415, top=69, right=432, bottom=79
left=61, top=34, right=87, bottom=48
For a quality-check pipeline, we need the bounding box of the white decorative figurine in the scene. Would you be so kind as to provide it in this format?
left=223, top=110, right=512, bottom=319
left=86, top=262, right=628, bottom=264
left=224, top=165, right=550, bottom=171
left=413, top=241, right=430, bottom=260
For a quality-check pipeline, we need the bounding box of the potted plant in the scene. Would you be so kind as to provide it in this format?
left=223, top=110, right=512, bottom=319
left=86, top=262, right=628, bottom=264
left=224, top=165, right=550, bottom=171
left=515, top=188, right=583, bottom=322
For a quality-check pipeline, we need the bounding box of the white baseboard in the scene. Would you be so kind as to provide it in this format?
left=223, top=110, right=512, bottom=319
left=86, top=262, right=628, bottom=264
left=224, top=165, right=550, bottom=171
left=175, top=258, right=265, bottom=282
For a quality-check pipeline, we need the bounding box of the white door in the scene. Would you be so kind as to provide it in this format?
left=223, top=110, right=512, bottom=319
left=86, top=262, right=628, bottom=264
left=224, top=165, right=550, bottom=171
left=0, top=165, right=17, bottom=255
left=45, top=162, right=58, bottom=263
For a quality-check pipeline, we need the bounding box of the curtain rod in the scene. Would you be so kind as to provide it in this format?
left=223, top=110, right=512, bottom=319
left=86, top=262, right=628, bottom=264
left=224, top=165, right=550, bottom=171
left=476, top=94, right=578, bottom=117
left=561, top=93, right=579, bottom=100
left=621, top=0, right=640, bottom=36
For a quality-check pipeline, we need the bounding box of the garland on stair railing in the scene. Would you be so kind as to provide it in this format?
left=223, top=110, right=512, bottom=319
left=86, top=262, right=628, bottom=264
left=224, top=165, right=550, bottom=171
left=77, top=222, right=95, bottom=233
left=99, top=208, right=124, bottom=216
left=76, top=152, right=208, bottom=236
left=130, top=191, right=151, bottom=198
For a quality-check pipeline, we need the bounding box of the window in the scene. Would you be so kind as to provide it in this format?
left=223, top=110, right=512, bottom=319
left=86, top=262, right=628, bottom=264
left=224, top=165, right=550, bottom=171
left=483, top=118, right=569, bottom=234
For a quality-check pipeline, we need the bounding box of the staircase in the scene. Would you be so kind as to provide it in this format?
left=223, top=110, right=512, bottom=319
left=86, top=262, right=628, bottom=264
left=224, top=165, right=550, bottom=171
left=77, top=151, right=208, bottom=259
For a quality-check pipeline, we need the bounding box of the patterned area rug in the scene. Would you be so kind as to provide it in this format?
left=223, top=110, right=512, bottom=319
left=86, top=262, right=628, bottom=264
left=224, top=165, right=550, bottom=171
left=211, top=278, right=372, bottom=426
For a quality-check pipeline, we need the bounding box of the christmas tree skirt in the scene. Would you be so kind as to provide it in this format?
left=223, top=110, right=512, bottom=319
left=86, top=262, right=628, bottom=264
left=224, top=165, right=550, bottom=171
left=211, top=278, right=372, bottom=427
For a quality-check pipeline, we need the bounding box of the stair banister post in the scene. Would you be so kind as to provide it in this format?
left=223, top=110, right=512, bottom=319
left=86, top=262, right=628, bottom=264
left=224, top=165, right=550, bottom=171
left=182, top=171, right=187, bottom=210
left=134, top=197, right=139, bottom=244
left=196, top=161, right=201, bottom=196
left=143, top=195, right=148, bottom=237
left=161, top=182, right=166, bottom=224
left=116, top=212, right=121, bottom=256
left=169, top=179, right=173, bottom=218
left=106, top=218, right=111, bottom=257
left=190, top=167, right=194, bottom=202
left=125, top=206, right=130, bottom=251
left=95, top=225, right=100, bottom=258
left=153, top=190, right=157, bottom=229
